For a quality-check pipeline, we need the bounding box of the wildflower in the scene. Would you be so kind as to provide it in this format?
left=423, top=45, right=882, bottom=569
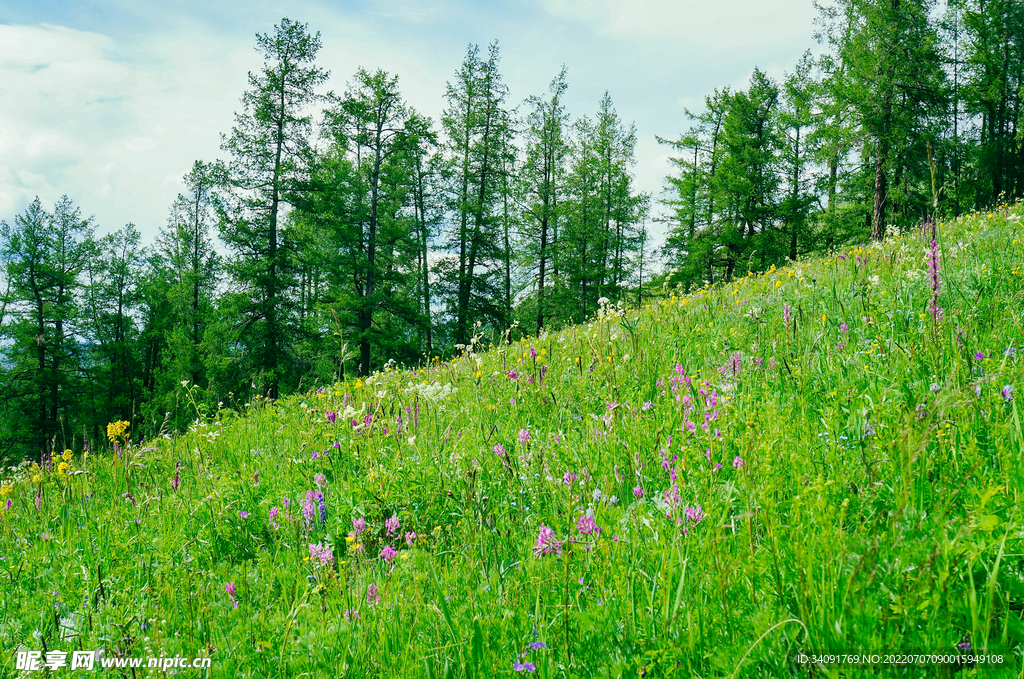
left=1003, top=385, right=1015, bottom=402
left=381, top=545, right=397, bottom=562
left=685, top=505, right=706, bottom=524
left=642, top=401, right=653, bottom=411
left=314, top=473, right=326, bottom=488
left=1006, top=347, right=1017, bottom=357
left=562, top=471, right=577, bottom=487
left=633, top=485, right=644, bottom=499
left=930, top=384, right=941, bottom=392
left=507, top=369, right=519, bottom=380
left=533, top=525, right=564, bottom=557
left=343, top=608, right=360, bottom=623
left=309, top=542, right=334, bottom=567
left=385, top=515, right=400, bottom=536
left=225, top=581, right=238, bottom=609
left=783, top=303, right=792, bottom=326
left=518, top=429, right=530, bottom=445
left=311, top=450, right=320, bottom=459
left=106, top=420, right=130, bottom=442
left=326, top=410, right=337, bottom=424
left=493, top=443, right=506, bottom=457
left=733, top=456, right=744, bottom=469
left=269, top=506, right=280, bottom=529
left=839, top=322, right=848, bottom=334
left=576, top=514, right=600, bottom=536
left=352, top=517, right=366, bottom=534
left=122, top=492, right=136, bottom=508
left=366, top=582, right=380, bottom=605
left=592, top=488, right=603, bottom=503
left=513, top=661, right=537, bottom=672
left=974, top=351, right=985, bottom=360
left=239, top=511, right=250, bottom=519
left=927, top=229, right=944, bottom=322
left=529, top=641, right=546, bottom=650
left=405, top=531, right=417, bottom=547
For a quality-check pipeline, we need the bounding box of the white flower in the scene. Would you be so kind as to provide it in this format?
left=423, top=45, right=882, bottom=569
left=597, top=296, right=610, bottom=306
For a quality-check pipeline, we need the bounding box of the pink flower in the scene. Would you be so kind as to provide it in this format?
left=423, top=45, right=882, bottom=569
left=532, top=525, right=564, bottom=557
left=405, top=531, right=417, bottom=546
left=314, top=473, right=327, bottom=488
left=633, top=485, right=644, bottom=499
left=733, top=456, right=744, bottom=469
left=576, top=514, right=600, bottom=536
left=225, top=581, right=238, bottom=609
left=381, top=545, right=397, bottom=562
left=352, top=517, right=366, bottom=534
left=366, top=583, right=380, bottom=605
left=385, top=515, right=400, bottom=536
left=685, top=505, right=706, bottom=524
left=308, top=542, right=335, bottom=567
left=518, top=428, right=530, bottom=445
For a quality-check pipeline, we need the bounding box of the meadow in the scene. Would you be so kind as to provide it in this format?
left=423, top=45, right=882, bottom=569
left=2, top=206, right=1023, bottom=678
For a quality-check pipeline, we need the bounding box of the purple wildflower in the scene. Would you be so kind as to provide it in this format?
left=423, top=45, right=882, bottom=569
left=974, top=351, right=985, bottom=360
left=529, top=641, right=546, bottom=650
left=927, top=228, right=944, bottom=322
left=642, top=401, right=653, bottom=411
left=1002, top=385, right=1015, bottom=402
left=633, top=485, right=644, bottom=499
left=344, top=608, right=360, bottom=623
left=839, top=322, right=848, bottom=334
left=315, top=473, right=326, bottom=488
left=385, top=515, right=400, bottom=536
left=381, top=545, right=397, bottom=563
left=225, top=581, right=238, bottom=609
left=239, top=510, right=250, bottom=519
left=514, top=662, right=537, bottom=672
left=326, top=410, right=337, bottom=424
left=1006, top=346, right=1017, bottom=357
left=269, top=506, right=280, bottom=529
left=493, top=443, right=506, bottom=457
left=366, top=582, right=380, bottom=605
left=576, top=514, right=600, bottom=536
left=518, top=428, right=530, bottom=445
left=533, top=526, right=564, bottom=557
left=562, top=471, right=577, bottom=487
left=783, top=303, right=792, bottom=326
left=685, top=505, right=706, bottom=524
left=353, top=517, right=366, bottom=534
left=733, top=456, right=744, bottom=469
left=309, top=542, right=335, bottom=567
left=405, top=531, right=417, bottom=547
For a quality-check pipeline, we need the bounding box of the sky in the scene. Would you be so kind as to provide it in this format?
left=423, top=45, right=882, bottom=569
left=0, top=0, right=820, bottom=252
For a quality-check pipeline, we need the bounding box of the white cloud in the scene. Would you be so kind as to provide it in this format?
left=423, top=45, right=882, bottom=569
left=538, top=0, right=814, bottom=50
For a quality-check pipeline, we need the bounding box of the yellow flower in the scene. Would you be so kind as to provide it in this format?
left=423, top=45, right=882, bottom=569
left=345, top=535, right=355, bottom=543
left=0, top=484, right=12, bottom=497
left=106, top=420, right=130, bottom=442
left=62, top=449, right=72, bottom=462
left=32, top=474, right=42, bottom=484
left=355, top=379, right=364, bottom=390
left=57, top=462, right=70, bottom=476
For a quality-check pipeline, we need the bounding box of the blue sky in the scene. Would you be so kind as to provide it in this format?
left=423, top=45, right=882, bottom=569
left=0, top=0, right=819, bottom=250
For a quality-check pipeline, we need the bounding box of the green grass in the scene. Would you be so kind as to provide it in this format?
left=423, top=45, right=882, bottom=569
left=2, top=207, right=1024, bottom=678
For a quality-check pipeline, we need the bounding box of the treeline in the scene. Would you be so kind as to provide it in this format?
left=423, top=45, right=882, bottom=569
left=659, top=0, right=1024, bottom=285
left=0, top=20, right=650, bottom=461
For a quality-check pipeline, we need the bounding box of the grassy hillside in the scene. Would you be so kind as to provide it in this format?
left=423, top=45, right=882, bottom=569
left=2, top=207, right=1023, bottom=677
